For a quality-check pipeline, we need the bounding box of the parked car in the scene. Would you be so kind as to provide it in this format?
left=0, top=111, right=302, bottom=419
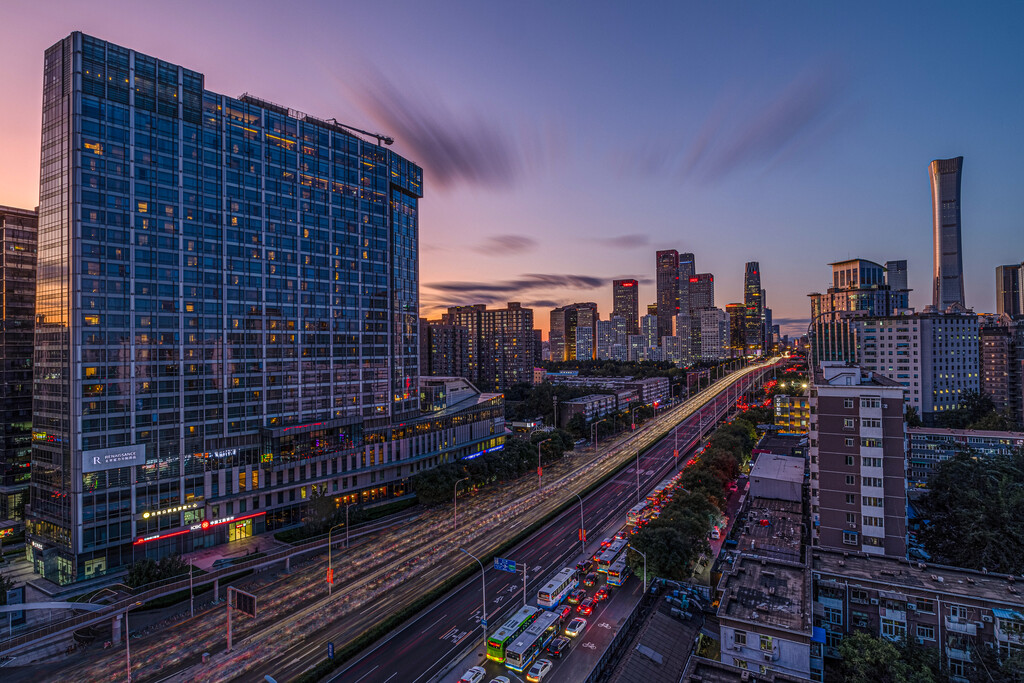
left=458, top=666, right=487, bottom=683
left=547, top=635, right=571, bottom=658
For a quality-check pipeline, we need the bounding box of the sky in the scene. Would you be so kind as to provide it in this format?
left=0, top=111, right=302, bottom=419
left=2, top=1, right=1023, bottom=338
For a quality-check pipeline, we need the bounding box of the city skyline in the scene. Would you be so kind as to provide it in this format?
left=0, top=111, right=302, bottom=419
left=1, top=2, right=1023, bottom=337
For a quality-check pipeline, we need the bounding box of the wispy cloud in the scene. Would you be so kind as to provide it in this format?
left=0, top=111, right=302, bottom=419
left=619, top=60, right=851, bottom=184
left=472, top=234, right=538, bottom=255
left=421, top=273, right=606, bottom=312
left=595, top=233, right=650, bottom=249
left=344, top=69, right=561, bottom=190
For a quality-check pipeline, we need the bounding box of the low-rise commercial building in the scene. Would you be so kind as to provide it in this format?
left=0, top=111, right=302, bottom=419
left=749, top=455, right=805, bottom=504
left=905, top=426, right=1024, bottom=488
left=559, top=394, right=618, bottom=427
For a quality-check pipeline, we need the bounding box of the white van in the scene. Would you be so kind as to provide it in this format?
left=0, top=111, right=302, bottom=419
left=710, top=526, right=721, bottom=540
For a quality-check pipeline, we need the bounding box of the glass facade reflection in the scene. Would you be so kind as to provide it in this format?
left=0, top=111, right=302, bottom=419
left=27, top=33, right=459, bottom=584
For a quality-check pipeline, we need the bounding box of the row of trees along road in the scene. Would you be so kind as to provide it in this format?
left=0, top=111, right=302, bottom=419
left=625, top=408, right=766, bottom=581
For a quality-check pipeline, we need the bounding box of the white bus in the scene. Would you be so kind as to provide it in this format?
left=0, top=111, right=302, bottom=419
left=537, top=567, right=577, bottom=609
left=627, top=501, right=649, bottom=526
left=607, top=555, right=631, bottom=587
left=504, top=610, right=562, bottom=673
left=596, top=538, right=628, bottom=573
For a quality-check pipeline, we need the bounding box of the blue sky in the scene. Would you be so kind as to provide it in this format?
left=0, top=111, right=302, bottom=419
left=2, top=1, right=1022, bottom=335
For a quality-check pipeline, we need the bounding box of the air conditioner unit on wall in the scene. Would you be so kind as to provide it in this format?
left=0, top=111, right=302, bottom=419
left=870, top=598, right=879, bottom=605
left=982, top=615, right=993, bottom=623
left=764, top=652, right=773, bottom=662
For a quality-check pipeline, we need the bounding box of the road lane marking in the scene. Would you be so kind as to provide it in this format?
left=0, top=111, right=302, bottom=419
left=351, top=665, right=379, bottom=683
left=383, top=674, right=397, bottom=683
left=421, top=613, right=448, bottom=634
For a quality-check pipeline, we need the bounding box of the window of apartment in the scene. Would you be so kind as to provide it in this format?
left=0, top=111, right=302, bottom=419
left=864, top=516, right=884, bottom=527
left=845, top=438, right=855, bottom=447
left=846, top=512, right=858, bottom=525
left=732, top=658, right=748, bottom=669
left=845, top=475, right=857, bottom=486
left=917, top=625, right=935, bottom=641
left=843, top=531, right=858, bottom=545
left=850, top=589, right=869, bottom=604
left=863, top=497, right=883, bottom=507
left=734, top=630, right=747, bottom=646
left=844, top=398, right=854, bottom=409
left=949, top=659, right=966, bottom=678
left=861, top=397, right=881, bottom=408
left=864, top=477, right=883, bottom=488
left=881, top=618, right=906, bottom=641
left=844, top=418, right=856, bottom=429
left=916, top=599, right=935, bottom=614
left=863, top=536, right=883, bottom=547
left=824, top=606, right=843, bottom=625
left=861, top=438, right=881, bottom=448
left=949, top=604, right=968, bottom=621
left=846, top=494, right=857, bottom=505
left=863, top=457, right=882, bottom=467
left=759, top=635, right=773, bottom=652
left=845, top=456, right=855, bottom=466
left=862, top=418, right=881, bottom=428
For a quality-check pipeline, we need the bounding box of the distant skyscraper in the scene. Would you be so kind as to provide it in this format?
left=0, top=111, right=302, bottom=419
left=656, top=250, right=679, bottom=341
left=647, top=302, right=658, bottom=316
left=743, top=262, right=764, bottom=356
left=0, top=205, right=37, bottom=522
left=930, top=156, right=966, bottom=310
left=549, top=303, right=598, bottom=361
left=995, top=263, right=1023, bottom=318
left=726, top=303, right=746, bottom=358
left=700, top=308, right=730, bottom=361
left=612, top=279, right=640, bottom=335
left=885, top=259, right=910, bottom=310
left=678, top=252, right=695, bottom=321
left=641, top=314, right=659, bottom=354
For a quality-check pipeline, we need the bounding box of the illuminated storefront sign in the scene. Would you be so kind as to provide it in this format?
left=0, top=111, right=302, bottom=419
left=133, top=511, right=266, bottom=545
left=141, top=502, right=200, bottom=519
left=82, top=444, right=146, bottom=472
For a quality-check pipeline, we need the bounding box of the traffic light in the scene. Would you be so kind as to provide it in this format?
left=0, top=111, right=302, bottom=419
left=327, top=568, right=334, bottom=585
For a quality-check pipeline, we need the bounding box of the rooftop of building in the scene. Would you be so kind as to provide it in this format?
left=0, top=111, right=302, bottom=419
left=906, top=426, right=1024, bottom=440
left=750, top=454, right=805, bottom=485
left=812, top=548, right=1024, bottom=606
left=717, top=553, right=811, bottom=635
left=814, top=362, right=905, bottom=388
left=753, top=433, right=807, bottom=457
left=728, top=497, right=804, bottom=565
left=562, top=393, right=617, bottom=405
left=680, top=657, right=808, bottom=683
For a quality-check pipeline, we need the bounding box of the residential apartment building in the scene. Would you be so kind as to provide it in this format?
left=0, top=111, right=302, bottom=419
left=919, top=309, right=979, bottom=423
left=980, top=319, right=1014, bottom=415
left=808, top=363, right=907, bottom=557
left=558, top=394, right=617, bottom=427
left=26, top=32, right=504, bottom=584
left=774, top=395, right=810, bottom=434
left=442, top=302, right=535, bottom=391
left=0, top=206, right=37, bottom=521
left=905, top=426, right=1024, bottom=487
left=855, top=314, right=922, bottom=412
left=421, top=320, right=470, bottom=380
left=812, top=548, right=1024, bottom=681
left=700, top=307, right=730, bottom=361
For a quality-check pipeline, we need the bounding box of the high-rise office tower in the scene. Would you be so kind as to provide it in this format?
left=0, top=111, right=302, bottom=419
left=656, top=250, right=679, bottom=342
left=743, top=262, right=764, bottom=356
left=930, top=156, right=966, bottom=311
left=647, top=302, right=658, bottom=316
left=726, top=303, right=746, bottom=358
left=548, top=303, right=597, bottom=362
left=699, top=308, right=730, bottom=360
left=884, top=259, right=910, bottom=310
left=0, top=206, right=37, bottom=521
left=612, top=279, right=640, bottom=335
left=27, top=33, right=502, bottom=583
left=678, top=252, right=695, bottom=322
left=996, top=263, right=1023, bottom=318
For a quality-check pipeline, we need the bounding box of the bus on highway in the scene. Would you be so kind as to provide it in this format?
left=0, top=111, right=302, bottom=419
left=504, top=610, right=562, bottom=673
left=537, top=567, right=577, bottom=609
left=607, top=555, right=631, bottom=587
left=487, top=605, right=541, bottom=663
left=626, top=501, right=649, bottom=526
left=596, top=538, right=628, bottom=573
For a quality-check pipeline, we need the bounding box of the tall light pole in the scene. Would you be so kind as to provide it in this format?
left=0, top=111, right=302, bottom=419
left=327, top=520, right=348, bottom=596
left=345, top=502, right=353, bottom=549
left=573, top=492, right=585, bottom=558
left=635, top=449, right=641, bottom=503
left=454, top=477, right=469, bottom=533
left=460, top=548, right=487, bottom=645
left=125, top=600, right=142, bottom=682
left=629, top=546, right=648, bottom=593
left=189, top=561, right=194, bottom=618
left=591, top=418, right=606, bottom=451
left=537, top=438, right=552, bottom=489
left=630, top=405, right=639, bottom=431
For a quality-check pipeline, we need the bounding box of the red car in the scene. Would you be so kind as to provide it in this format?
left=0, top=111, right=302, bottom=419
left=577, top=597, right=595, bottom=615
left=594, top=587, right=609, bottom=602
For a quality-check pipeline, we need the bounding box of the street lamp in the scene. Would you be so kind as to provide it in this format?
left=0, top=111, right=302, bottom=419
left=635, top=449, right=641, bottom=503
left=327, top=519, right=347, bottom=597
left=460, top=548, right=487, bottom=647
left=537, top=438, right=552, bottom=489
left=454, top=477, right=469, bottom=533
left=628, top=546, right=648, bottom=593
left=125, top=600, right=142, bottom=682
left=630, top=405, right=639, bottom=431
left=591, top=419, right=606, bottom=451
left=573, top=492, right=585, bottom=558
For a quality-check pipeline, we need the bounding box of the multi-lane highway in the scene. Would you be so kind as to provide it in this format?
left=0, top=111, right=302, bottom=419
left=320, top=374, right=758, bottom=683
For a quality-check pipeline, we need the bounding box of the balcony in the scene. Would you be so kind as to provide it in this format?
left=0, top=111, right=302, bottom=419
left=994, top=623, right=1024, bottom=644
left=945, top=618, right=977, bottom=636
left=881, top=607, right=906, bottom=622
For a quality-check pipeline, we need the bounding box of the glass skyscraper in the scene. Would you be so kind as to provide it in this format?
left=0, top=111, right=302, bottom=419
left=930, top=156, right=965, bottom=311
left=28, top=33, right=438, bottom=583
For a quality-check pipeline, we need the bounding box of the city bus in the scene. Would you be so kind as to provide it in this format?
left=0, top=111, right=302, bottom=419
left=537, top=567, right=577, bottom=609
left=596, top=538, right=628, bottom=573
left=487, top=605, right=541, bottom=663
left=504, top=610, right=562, bottom=673
left=607, top=555, right=631, bottom=587
left=626, top=502, right=649, bottom=526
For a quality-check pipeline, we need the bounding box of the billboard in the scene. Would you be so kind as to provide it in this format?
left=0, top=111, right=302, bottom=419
left=82, top=444, right=146, bottom=473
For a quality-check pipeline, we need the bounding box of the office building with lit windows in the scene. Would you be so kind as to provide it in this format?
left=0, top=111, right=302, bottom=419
left=27, top=33, right=504, bottom=584
left=612, top=279, right=639, bottom=336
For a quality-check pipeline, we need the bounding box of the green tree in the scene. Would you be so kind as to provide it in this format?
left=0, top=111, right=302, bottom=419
left=917, top=449, right=1024, bottom=573
left=125, top=555, right=189, bottom=588
left=836, top=632, right=937, bottom=683
left=0, top=572, right=14, bottom=604
left=905, top=406, right=923, bottom=427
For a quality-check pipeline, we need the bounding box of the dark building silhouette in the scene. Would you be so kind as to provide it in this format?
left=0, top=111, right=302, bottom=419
left=930, top=156, right=966, bottom=310
left=655, top=250, right=679, bottom=341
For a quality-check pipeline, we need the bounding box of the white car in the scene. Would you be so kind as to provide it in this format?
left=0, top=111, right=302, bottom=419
left=565, top=616, right=587, bottom=637
left=526, top=658, right=553, bottom=682
left=489, top=678, right=511, bottom=683
left=457, top=666, right=486, bottom=683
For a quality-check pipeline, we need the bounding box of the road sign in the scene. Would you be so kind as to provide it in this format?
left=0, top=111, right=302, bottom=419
left=327, top=642, right=335, bottom=659
left=494, top=557, right=516, bottom=573
left=233, top=588, right=257, bottom=618
left=481, top=618, right=488, bottom=627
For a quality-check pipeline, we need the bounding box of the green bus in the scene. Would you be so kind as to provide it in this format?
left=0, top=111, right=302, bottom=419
left=487, top=605, right=541, bottom=663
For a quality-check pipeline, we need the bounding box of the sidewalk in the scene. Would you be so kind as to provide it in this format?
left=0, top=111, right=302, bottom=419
left=184, top=534, right=289, bottom=571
